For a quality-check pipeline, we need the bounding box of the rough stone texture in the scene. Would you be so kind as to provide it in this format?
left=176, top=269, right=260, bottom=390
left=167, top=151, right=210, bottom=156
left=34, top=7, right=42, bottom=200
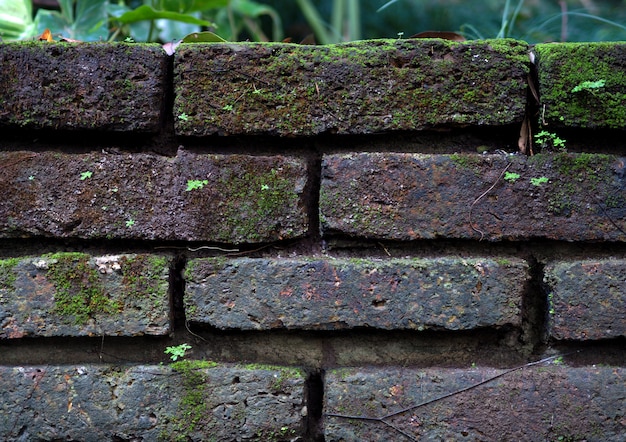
left=535, top=42, right=626, bottom=128
left=0, top=42, right=167, bottom=132
left=325, top=365, right=625, bottom=441
left=184, top=256, right=527, bottom=330
left=0, top=363, right=305, bottom=441
left=320, top=152, right=626, bottom=241
left=0, top=253, right=169, bottom=338
left=174, top=39, right=529, bottom=136
left=544, top=259, right=626, bottom=340
left=0, top=150, right=308, bottom=243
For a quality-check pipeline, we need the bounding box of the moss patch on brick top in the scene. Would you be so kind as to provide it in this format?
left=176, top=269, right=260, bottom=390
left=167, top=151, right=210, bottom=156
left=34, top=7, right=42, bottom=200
left=535, top=42, right=626, bottom=128
left=175, top=38, right=529, bottom=136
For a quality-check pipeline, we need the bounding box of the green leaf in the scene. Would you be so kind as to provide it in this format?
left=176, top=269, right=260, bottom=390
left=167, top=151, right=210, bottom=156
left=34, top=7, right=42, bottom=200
left=181, top=30, right=226, bottom=43
left=114, top=5, right=214, bottom=27
left=0, top=0, right=36, bottom=40
left=162, top=0, right=228, bottom=14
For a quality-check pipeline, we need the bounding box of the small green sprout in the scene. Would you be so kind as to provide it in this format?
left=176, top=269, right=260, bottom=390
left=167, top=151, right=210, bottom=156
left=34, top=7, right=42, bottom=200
left=571, top=79, right=605, bottom=94
left=186, top=179, right=209, bottom=191
left=222, top=104, right=234, bottom=111
left=260, top=184, right=270, bottom=191
left=28, top=175, right=35, bottom=181
left=535, top=131, right=566, bottom=151
left=178, top=113, right=189, bottom=121
left=504, top=171, right=521, bottom=182
left=552, top=356, right=564, bottom=366
left=124, top=36, right=135, bottom=43
left=165, top=343, right=192, bottom=361
left=125, top=219, right=135, bottom=227
left=80, top=171, right=93, bottom=180
left=530, top=176, right=549, bottom=186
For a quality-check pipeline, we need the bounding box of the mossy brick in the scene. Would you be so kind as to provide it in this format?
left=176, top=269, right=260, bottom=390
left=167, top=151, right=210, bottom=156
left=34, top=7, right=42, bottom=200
left=535, top=42, right=626, bottom=128
left=325, top=365, right=625, bottom=441
left=320, top=152, right=626, bottom=242
left=0, top=253, right=169, bottom=338
left=0, top=363, right=305, bottom=440
left=544, top=259, right=626, bottom=340
left=0, top=150, right=308, bottom=243
left=0, top=42, right=166, bottom=131
left=173, top=39, right=529, bottom=136
left=184, top=256, right=527, bottom=331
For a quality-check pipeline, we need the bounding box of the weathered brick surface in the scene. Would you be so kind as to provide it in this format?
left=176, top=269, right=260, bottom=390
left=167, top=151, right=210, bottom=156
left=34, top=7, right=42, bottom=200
left=320, top=152, right=626, bottom=241
left=545, top=259, right=626, bottom=340
left=0, top=42, right=167, bottom=131
left=325, top=365, right=625, bottom=441
left=184, top=257, right=527, bottom=330
left=0, top=253, right=169, bottom=338
left=0, top=363, right=305, bottom=441
left=535, top=42, right=626, bottom=129
left=174, top=39, right=528, bottom=136
left=0, top=150, right=308, bottom=243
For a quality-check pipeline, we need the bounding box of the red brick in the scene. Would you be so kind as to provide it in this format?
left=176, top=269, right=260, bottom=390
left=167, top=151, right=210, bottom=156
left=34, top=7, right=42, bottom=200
left=545, top=259, right=626, bottom=340
left=320, top=152, right=626, bottom=242
left=325, top=364, right=625, bottom=441
left=174, top=39, right=528, bottom=136
left=0, top=150, right=308, bottom=243
left=0, top=253, right=169, bottom=338
left=184, top=257, right=527, bottom=330
left=0, top=43, right=167, bottom=131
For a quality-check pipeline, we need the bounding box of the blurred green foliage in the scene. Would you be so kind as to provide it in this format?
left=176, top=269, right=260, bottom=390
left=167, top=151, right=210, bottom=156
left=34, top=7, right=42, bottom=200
left=1, top=0, right=625, bottom=43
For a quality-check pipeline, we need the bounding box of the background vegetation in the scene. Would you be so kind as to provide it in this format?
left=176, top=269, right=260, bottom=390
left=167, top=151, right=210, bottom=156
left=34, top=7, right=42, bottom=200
left=1, top=0, right=626, bottom=43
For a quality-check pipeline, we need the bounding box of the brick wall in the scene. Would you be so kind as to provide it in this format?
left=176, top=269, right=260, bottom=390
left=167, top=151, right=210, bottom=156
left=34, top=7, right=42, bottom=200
left=0, top=39, right=624, bottom=441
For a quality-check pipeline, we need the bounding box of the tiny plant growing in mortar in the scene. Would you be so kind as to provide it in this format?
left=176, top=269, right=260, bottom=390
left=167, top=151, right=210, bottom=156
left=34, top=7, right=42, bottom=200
left=165, top=343, right=192, bottom=361
left=186, top=179, right=208, bottom=191
left=571, top=79, right=605, bottom=94
left=535, top=131, right=566, bottom=152
left=504, top=171, right=520, bottom=182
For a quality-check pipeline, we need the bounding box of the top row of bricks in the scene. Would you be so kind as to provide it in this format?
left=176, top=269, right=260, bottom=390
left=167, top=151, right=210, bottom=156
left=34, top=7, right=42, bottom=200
left=1, top=40, right=624, bottom=134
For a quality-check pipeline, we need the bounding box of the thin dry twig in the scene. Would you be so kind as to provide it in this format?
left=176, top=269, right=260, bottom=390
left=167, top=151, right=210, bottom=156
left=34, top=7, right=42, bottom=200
left=325, top=352, right=581, bottom=441
left=468, top=162, right=512, bottom=241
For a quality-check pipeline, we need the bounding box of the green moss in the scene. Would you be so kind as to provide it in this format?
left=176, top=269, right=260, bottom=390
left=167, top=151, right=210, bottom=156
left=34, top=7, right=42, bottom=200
left=449, top=153, right=484, bottom=174
left=530, top=152, right=620, bottom=216
left=0, top=258, right=21, bottom=290
left=45, top=253, right=119, bottom=325
left=177, top=39, right=527, bottom=135
left=241, top=363, right=304, bottom=393
left=536, top=42, right=626, bottom=128
left=120, top=255, right=168, bottom=300
left=166, top=360, right=218, bottom=441
left=217, top=167, right=299, bottom=240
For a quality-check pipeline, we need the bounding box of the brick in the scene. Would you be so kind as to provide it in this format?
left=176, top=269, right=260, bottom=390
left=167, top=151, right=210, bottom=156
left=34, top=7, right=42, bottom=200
left=0, top=253, right=169, bottom=338
left=184, top=257, right=527, bottom=330
left=174, top=39, right=528, bottom=136
left=535, top=42, right=626, bottom=129
left=545, top=259, right=626, bottom=340
left=0, top=42, right=167, bottom=132
left=0, top=363, right=305, bottom=440
left=325, top=365, right=625, bottom=441
left=0, top=150, right=308, bottom=243
left=320, top=152, right=626, bottom=242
